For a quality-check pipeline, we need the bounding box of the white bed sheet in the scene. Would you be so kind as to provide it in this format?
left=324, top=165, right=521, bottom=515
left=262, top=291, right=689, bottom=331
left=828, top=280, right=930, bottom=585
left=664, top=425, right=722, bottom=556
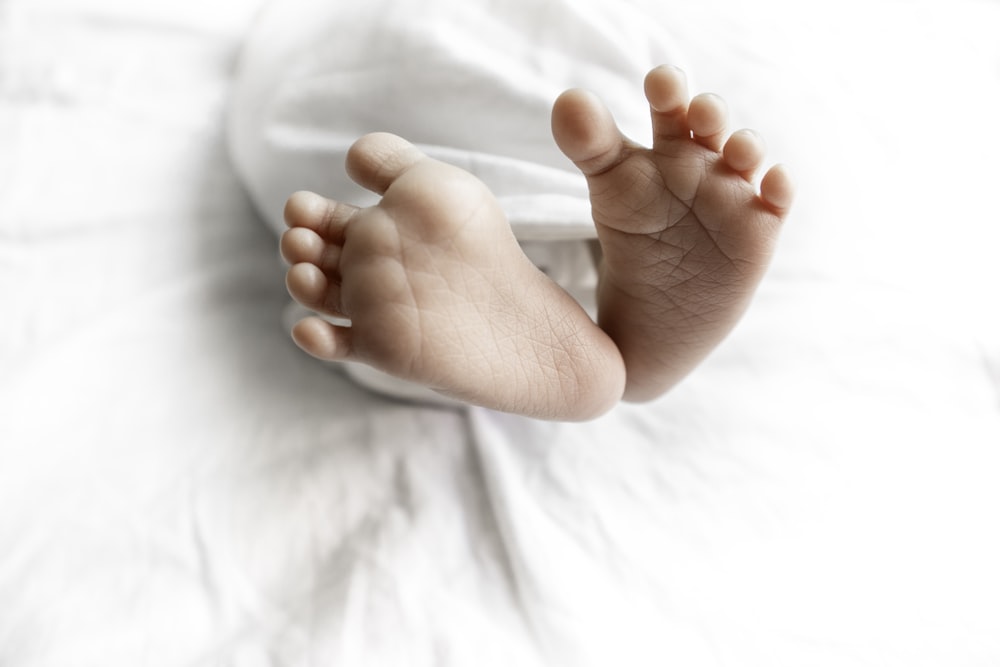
left=1, top=0, right=999, bottom=665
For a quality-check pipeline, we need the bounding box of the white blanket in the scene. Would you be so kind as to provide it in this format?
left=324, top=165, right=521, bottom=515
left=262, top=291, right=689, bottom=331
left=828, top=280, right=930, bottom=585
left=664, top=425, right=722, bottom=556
left=1, top=0, right=999, bottom=665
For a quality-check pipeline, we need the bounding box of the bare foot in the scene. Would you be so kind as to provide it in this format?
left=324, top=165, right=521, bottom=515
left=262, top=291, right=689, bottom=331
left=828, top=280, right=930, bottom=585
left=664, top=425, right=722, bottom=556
left=281, top=133, right=625, bottom=420
left=552, top=65, right=794, bottom=401
left=282, top=66, right=793, bottom=419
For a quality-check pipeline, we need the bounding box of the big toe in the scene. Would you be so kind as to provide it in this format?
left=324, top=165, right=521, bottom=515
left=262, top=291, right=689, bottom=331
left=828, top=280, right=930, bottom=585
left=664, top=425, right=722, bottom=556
left=551, top=88, right=626, bottom=177
left=345, top=132, right=427, bottom=195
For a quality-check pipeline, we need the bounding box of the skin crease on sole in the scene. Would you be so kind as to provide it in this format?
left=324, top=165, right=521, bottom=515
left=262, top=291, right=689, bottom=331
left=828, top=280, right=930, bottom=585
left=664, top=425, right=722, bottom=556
left=281, top=65, right=794, bottom=420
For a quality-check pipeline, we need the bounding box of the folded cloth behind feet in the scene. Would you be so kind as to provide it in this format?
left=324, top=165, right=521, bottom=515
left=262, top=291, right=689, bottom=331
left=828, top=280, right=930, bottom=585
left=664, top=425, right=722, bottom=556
left=228, top=0, right=682, bottom=405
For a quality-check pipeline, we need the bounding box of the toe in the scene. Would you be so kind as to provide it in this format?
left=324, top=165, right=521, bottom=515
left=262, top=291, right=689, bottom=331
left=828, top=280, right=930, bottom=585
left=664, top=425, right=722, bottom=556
left=644, top=65, right=691, bottom=142
left=722, top=129, right=766, bottom=181
left=286, top=262, right=328, bottom=305
left=280, top=227, right=325, bottom=265
left=346, top=132, right=428, bottom=195
left=286, top=262, right=343, bottom=316
left=688, top=93, right=729, bottom=152
left=759, top=164, right=795, bottom=215
left=281, top=227, right=343, bottom=273
left=551, top=88, right=629, bottom=177
left=284, top=191, right=356, bottom=242
left=291, top=316, right=353, bottom=361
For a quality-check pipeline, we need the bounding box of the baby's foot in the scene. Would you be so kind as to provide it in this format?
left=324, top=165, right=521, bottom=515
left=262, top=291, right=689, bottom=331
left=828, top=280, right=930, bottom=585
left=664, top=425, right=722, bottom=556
left=552, top=65, right=794, bottom=401
left=281, top=133, right=625, bottom=420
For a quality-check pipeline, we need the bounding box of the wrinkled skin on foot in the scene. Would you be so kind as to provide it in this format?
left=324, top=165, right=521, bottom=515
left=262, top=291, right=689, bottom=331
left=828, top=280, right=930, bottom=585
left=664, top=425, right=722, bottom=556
left=552, top=65, right=793, bottom=400
left=282, top=65, right=794, bottom=419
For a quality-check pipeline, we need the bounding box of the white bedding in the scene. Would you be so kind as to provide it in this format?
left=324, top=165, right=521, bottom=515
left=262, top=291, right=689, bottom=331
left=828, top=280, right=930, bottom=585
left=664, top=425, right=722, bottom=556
left=2, top=0, right=999, bottom=665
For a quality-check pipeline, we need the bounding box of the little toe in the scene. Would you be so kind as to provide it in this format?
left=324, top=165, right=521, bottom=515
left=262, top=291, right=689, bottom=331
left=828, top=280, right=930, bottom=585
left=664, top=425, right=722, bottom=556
left=644, top=65, right=691, bottom=141
left=346, top=132, right=428, bottom=195
left=291, top=316, right=353, bottom=362
left=688, top=93, right=729, bottom=152
left=551, top=88, right=628, bottom=176
left=286, top=262, right=343, bottom=316
left=722, top=129, right=766, bottom=181
left=759, top=164, right=795, bottom=215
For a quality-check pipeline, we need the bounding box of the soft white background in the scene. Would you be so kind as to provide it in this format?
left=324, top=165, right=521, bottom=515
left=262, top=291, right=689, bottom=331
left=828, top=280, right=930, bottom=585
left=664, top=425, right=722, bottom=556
left=1, top=0, right=998, bottom=665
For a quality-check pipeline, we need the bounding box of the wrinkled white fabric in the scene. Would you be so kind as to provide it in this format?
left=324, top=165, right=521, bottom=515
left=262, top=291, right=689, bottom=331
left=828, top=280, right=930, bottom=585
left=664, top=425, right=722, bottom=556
left=2, top=1, right=1000, bottom=666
